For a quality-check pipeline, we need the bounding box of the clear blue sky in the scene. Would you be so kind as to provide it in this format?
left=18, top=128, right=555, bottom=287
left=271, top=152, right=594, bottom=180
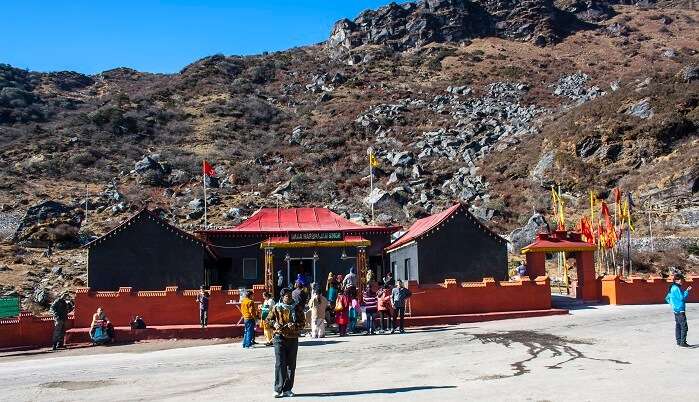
left=1, top=0, right=404, bottom=75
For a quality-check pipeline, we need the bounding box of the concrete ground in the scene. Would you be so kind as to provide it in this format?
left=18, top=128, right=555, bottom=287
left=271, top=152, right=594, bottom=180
left=0, top=304, right=696, bottom=402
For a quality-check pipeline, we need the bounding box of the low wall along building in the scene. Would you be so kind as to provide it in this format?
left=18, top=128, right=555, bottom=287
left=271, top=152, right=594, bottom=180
left=406, top=276, right=552, bottom=316
left=72, top=285, right=265, bottom=328
left=601, top=275, right=699, bottom=305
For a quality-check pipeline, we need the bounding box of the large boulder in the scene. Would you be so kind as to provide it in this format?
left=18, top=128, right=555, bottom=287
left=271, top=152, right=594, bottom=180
left=510, top=213, right=550, bottom=253
left=12, top=201, right=83, bottom=248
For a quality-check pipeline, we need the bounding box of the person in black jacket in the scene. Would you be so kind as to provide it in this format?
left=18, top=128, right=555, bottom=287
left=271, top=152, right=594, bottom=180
left=50, top=292, right=73, bottom=350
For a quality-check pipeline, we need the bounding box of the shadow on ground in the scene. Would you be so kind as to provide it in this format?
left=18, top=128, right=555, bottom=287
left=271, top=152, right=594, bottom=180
left=460, top=330, right=630, bottom=380
left=294, top=385, right=457, bottom=397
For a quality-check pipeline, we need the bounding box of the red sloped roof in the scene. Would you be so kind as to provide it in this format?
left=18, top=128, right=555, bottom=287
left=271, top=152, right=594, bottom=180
left=521, top=231, right=597, bottom=254
left=385, top=203, right=461, bottom=251
left=202, top=208, right=397, bottom=234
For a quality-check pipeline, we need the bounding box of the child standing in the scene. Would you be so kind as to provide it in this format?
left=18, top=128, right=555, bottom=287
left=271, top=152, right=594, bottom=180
left=377, top=284, right=393, bottom=334
left=348, top=298, right=359, bottom=334
left=241, top=290, right=257, bottom=348
left=261, top=291, right=276, bottom=346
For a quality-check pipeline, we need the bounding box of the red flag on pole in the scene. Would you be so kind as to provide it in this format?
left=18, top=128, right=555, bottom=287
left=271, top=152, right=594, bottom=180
left=203, top=161, right=216, bottom=177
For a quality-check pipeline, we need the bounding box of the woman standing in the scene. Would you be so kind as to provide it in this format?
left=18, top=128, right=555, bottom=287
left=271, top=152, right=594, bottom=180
left=335, top=289, right=350, bottom=336
left=326, top=272, right=338, bottom=304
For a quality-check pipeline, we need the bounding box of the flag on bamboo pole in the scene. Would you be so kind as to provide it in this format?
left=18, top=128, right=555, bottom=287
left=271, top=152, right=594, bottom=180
left=202, top=160, right=217, bottom=177
left=600, top=201, right=617, bottom=249
left=369, top=150, right=380, bottom=168
left=620, top=193, right=635, bottom=231
left=580, top=217, right=595, bottom=244
left=551, top=186, right=566, bottom=230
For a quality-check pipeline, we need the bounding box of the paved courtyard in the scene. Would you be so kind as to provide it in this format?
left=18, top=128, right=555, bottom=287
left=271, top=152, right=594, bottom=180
left=0, top=304, right=696, bottom=401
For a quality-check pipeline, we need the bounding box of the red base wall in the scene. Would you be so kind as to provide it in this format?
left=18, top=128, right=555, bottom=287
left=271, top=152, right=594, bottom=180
left=406, top=276, right=552, bottom=316
left=0, top=312, right=73, bottom=350
left=601, top=276, right=699, bottom=305
left=73, top=285, right=266, bottom=327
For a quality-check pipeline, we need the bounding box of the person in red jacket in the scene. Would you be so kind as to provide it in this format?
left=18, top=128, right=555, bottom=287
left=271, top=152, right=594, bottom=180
left=377, top=284, right=393, bottom=334
left=335, top=289, right=351, bottom=336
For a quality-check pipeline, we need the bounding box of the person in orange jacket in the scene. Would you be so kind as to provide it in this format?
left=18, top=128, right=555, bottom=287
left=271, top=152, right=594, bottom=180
left=241, top=290, right=257, bottom=348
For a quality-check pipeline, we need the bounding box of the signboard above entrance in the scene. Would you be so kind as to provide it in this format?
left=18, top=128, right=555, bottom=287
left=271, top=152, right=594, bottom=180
left=289, top=232, right=344, bottom=242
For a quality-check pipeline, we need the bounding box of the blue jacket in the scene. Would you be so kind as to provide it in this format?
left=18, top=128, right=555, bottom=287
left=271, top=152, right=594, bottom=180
left=665, top=284, right=690, bottom=313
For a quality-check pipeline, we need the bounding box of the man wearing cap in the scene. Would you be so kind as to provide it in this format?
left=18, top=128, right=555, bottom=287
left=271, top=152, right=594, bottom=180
left=50, top=292, right=73, bottom=350
left=665, top=274, right=692, bottom=347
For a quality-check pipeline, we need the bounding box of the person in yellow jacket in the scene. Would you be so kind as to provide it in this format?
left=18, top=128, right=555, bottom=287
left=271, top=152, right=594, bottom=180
left=241, top=290, right=257, bottom=348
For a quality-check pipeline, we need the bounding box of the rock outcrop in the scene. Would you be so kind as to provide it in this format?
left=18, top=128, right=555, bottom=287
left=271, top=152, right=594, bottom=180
left=328, top=0, right=588, bottom=60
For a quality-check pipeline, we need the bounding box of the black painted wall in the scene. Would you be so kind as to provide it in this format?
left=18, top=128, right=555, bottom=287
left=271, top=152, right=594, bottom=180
left=415, top=210, right=508, bottom=283
left=88, top=216, right=207, bottom=291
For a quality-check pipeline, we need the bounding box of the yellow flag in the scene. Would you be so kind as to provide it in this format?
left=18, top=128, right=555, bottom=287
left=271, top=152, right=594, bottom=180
left=369, top=152, right=379, bottom=168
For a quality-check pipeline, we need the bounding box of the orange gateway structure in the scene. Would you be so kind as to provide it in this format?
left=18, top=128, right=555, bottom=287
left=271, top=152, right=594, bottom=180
left=521, top=230, right=600, bottom=302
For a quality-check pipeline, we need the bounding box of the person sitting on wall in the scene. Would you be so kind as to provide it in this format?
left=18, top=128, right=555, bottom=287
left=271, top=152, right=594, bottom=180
left=666, top=273, right=692, bottom=347
left=90, top=307, right=115, bottom=342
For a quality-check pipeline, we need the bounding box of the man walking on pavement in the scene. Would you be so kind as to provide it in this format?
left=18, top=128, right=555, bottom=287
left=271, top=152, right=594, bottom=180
left=666, top=273, right=692, bottom=347
left=267, top=288, right=305, bottom=398
left=50, top=292, right=73, bottom=350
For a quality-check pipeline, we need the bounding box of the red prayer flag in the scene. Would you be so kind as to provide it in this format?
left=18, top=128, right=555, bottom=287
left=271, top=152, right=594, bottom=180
left=202, top=161, right=216, bottom=177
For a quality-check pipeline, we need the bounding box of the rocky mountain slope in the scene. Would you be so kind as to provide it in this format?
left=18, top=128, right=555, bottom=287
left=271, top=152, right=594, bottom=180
left=0, top=0, right=698, bottom=310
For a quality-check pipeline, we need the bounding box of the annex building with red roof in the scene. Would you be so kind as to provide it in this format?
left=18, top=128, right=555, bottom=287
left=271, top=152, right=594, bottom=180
left=198, top=207, right=400, bottom=294
left=385, top=203, right=508, bottom=283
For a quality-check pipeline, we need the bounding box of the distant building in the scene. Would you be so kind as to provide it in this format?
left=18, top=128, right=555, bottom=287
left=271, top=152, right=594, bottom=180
left=86, top=209, right=215, bottom=291
left=385, top=203, right=508, bottom=283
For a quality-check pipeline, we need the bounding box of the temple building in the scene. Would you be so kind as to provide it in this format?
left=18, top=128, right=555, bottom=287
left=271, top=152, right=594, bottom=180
left=198, top=208, right=400, bottom=293
left=86, top=209, right=216, bottom=291
left=385, top=203, right=508, bottom=283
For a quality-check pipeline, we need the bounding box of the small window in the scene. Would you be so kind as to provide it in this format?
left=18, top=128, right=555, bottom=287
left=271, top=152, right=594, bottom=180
left=391, top=261, right=397, bottom=279
left=243, top=258, right=258, bottom=280
left=404, top=258, right=411, bottom=281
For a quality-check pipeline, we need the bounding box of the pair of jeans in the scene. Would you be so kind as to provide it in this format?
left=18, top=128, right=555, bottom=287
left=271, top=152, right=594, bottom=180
left=379, top=311, right=393, bottom=331
left=365, top=311, right=376, bottom=333
left=338, top=324, right=348, bottom=336
left=243, top=319, right=255, bottom=347
left=53, top=319, right=66, bottom=348
left=675, top=312, right=688, bottom=345
left=393, top=307, right=405, bottom=332
left=200, top=309, right=208, bottom=327
left=274, top=336, right=298, bottom=393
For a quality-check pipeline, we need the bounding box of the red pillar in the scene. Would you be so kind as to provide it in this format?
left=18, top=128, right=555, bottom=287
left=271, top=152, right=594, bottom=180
left=575, top=250, right=600, bottom=301
left=525, top=252, right=546, bottom=277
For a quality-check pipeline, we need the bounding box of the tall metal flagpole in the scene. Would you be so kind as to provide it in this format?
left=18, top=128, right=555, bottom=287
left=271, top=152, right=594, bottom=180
left=203, top=161, right=208, bottom=229
left=368, top=147, right=374, bottom=224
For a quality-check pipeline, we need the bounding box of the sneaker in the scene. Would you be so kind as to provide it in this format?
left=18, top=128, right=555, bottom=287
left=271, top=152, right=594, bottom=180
left=679, top=343, right=690, bottom=347
left=274, top=391, right=284, bottom=398
left=284, top=391, right=295, bottom=397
